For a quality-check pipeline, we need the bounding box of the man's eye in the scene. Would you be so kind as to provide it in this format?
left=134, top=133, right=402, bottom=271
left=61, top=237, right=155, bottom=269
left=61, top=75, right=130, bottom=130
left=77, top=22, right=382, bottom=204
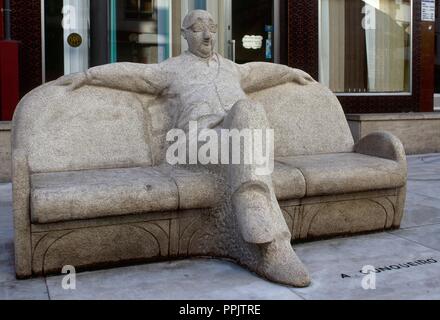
left=191, top=25, right=204, bottom=32
left=190, top=24, right=217, bottom=33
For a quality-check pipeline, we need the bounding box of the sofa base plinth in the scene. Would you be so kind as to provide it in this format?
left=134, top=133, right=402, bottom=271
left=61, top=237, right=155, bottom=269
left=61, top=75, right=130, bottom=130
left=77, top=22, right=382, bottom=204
left=22, top=187, right=406, bottom=278
left=29, top=209, right=219, bottom=277
left=281, top=187, right=406, bottom=242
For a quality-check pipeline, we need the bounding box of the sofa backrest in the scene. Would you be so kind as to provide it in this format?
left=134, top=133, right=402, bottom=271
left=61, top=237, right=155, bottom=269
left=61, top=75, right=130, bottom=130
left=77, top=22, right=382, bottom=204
left=249, top=82, right=354, bottom=157
left=12, top=83, right=162, bottom=174
left=13, top=79, right=354, bottom=174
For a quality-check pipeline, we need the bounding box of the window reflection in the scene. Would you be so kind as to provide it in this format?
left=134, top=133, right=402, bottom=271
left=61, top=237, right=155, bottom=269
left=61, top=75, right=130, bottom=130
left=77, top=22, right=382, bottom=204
left=319, top=0, right=412, bottom=93
left=115, top=0, right=170, bottom=64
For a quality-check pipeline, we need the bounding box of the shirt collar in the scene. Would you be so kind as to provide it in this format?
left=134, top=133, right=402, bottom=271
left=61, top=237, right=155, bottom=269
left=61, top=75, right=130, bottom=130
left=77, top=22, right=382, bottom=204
left=185, top=50, right=219, bottom=65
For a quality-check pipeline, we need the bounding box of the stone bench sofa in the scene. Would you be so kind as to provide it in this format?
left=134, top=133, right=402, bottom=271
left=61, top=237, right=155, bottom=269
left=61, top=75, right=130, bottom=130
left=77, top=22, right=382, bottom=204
left=12, top=80, right=407, bottom=278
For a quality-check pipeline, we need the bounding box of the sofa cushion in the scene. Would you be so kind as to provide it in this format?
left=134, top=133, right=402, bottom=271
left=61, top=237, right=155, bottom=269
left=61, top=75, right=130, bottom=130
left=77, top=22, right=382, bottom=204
left=272, top=161, right=306, bottom=200
left=249, top=82, right=355, bottom=157
left=277, top=153, right=406, bottom=197
left=15, top=84, right=155, bottom=174
left=31, top=167, right=227, bottom=224
left=30, top=164, right=306, bottom=224
left=31, top=167, right=180, bottom=224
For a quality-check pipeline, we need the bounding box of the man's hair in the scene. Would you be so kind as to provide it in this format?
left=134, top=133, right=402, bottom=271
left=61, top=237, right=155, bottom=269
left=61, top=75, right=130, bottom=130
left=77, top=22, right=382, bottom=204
left=182, top=10, right=214, bottom=30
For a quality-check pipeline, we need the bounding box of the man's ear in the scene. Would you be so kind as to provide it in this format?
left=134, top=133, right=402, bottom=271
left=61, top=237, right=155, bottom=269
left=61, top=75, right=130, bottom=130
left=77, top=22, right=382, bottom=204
left=181, top=28, right=187, bottom=40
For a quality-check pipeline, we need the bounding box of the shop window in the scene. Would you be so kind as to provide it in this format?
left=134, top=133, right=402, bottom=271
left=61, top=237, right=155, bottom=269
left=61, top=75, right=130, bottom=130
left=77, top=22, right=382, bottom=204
left=319, top=0, right=412, bottom=94
left=43, top=0, right=282, bottom=82
left=43, top=0, right=172, bottom=81
left=115, top=0, right=172, bottom=64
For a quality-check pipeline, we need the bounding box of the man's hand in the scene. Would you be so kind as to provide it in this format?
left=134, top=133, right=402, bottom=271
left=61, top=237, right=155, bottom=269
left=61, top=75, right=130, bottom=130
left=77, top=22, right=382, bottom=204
left=290, top=68, right=316, bottom=86
left=240, top=63, right=318, bottom=93
left=54, top=72, right=88, bottom=91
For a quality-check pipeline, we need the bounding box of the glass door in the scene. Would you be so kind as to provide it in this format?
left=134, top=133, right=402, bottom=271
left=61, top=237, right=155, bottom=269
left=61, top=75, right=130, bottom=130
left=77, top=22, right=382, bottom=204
left=113, top=0, right=172, bottom=64
left=224, top=0, right=278, bottom=64
left=43, top=0, right=173, bottom=82
left=61, top=0, right=90, bottom=75
left=43, top=0, right=280, bottom=82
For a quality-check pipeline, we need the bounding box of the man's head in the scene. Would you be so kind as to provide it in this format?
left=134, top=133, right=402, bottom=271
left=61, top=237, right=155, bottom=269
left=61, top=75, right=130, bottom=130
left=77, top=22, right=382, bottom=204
left=181, top=10, right=217, bottom=59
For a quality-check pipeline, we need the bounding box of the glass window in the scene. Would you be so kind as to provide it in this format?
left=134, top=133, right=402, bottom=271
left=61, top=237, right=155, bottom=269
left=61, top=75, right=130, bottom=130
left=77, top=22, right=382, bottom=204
left=43, top=0, right=172, bottom=81
left=44, top=0, right=282, bottom=82
left=114, top=0, right=172, bottom=64
left=319, top=0, right=412, bottom=94
left=230, top=0, right=274, bottom=64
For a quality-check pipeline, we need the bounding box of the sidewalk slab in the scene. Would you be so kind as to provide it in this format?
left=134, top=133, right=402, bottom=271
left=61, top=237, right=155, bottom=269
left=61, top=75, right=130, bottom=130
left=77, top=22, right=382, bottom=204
left=45, top=259, right=304, bottom=300
left=290, top=233, right=440, bottom=300
left=0, top=279, right=49, bottom=300
left=0, top=183, right=11, bottom=204
left=0, top=242, right=15, bottom=284
left=401, top=192, right=440, bottom=228
left=391, top=224, right=440, bottom=252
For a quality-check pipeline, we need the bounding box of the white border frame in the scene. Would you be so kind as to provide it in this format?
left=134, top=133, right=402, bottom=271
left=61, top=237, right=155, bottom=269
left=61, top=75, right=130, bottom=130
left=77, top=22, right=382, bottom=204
left=318, top=0, right=414, bottom=97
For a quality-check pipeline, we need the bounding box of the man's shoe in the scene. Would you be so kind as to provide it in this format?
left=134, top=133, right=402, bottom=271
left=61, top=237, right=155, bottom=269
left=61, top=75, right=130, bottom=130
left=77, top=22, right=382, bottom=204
left=258, top=239, right=311, bottom=287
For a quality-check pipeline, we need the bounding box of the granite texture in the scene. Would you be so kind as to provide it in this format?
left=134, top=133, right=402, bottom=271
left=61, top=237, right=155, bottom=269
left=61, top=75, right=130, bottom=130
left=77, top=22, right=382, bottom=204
left=249, top=82, right=355, bottom=157
left=11, top=10, right=407, bottom=288
left=347, top=113, right=440, bottom=155
left=278, top=152, right=406, bottom=197
left=30, top=167, right=180, bottom=224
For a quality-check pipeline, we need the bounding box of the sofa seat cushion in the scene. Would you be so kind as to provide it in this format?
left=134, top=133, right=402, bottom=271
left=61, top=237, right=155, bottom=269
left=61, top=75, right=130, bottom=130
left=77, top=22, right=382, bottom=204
left=30, top=163, right=307, bottom=224
left=277, top=153, right=406, bottom=197
left=272, top=161, right=306, bottom=200
left=30, top=167, right=220, bottom=224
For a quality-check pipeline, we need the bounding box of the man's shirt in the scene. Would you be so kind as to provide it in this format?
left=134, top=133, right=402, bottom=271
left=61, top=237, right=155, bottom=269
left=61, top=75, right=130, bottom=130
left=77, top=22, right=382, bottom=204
left=160, top=51, right=248, bottom=131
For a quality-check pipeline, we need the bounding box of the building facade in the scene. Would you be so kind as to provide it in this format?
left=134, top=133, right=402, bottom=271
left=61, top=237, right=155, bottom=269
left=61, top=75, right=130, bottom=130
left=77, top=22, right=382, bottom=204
left=0, top=0, right=438, bottom=118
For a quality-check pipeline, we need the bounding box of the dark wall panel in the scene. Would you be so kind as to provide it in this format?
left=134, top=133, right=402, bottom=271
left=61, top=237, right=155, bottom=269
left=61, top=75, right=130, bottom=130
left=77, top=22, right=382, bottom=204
left=287, top=0, right=319, bottom=79
left=11, top=0, right=42, bottom=97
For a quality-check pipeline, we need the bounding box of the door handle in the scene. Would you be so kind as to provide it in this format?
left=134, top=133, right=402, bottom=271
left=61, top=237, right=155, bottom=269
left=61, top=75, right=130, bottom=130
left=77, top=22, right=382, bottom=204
left=228, top=40, right=236, bottom=62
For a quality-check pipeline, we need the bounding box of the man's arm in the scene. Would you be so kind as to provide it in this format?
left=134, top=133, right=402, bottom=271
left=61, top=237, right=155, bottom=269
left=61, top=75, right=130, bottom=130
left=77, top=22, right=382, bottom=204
left=55, top=62, right=168, bottom=95
left=239, top=62, right=316, bottom=93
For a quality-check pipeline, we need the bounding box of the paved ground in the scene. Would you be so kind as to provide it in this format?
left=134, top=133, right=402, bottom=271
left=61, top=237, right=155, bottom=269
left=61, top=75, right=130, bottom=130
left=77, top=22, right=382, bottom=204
left=1, top=154, right=440, bottom=300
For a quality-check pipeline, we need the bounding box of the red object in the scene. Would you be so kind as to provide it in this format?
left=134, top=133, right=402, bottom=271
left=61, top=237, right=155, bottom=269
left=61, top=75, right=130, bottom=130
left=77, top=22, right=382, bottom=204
left=0, top=40, right=20, bottom=120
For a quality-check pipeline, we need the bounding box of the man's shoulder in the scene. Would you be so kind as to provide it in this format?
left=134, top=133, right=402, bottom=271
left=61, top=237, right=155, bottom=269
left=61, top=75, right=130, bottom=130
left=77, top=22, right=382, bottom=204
left=159, top=54, right=188, bottom=71
left=216, top=53, right=235, bottom=65
left=216, top=54, right=242, bottom=75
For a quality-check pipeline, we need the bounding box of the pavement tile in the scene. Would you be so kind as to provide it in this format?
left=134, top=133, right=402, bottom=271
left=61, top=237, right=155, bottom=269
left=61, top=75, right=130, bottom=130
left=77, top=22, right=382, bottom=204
left=0, top=184, right=12, bottom=204
left=46, top=259, right=303, bottom=300
left=290, top=233, right=440, bottom=300
left=391, top=224, right=440, bottom=252
left=401, top=192, right=440, bottom=228
left=0, top=241, right=15, bottom=284
left=0, top=279, right=49, bottom=300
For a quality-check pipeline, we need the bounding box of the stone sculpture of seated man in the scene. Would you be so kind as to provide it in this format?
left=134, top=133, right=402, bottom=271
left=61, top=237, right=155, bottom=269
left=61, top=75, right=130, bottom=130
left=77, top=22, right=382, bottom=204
left=57, top=10, right=316, bottom=287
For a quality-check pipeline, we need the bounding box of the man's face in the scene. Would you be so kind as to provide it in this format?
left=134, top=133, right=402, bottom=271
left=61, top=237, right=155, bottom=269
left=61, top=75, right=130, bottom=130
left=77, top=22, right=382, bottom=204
left=182, top=13, right=217, bottom=59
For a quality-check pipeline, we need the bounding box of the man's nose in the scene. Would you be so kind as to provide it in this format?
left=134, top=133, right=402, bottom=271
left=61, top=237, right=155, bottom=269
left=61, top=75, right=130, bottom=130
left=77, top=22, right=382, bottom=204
left=203, top=30, right=212, bottom=40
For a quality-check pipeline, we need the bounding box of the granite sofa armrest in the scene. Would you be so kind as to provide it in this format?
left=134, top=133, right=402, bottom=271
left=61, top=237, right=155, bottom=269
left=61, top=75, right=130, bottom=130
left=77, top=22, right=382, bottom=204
left=12, top=149, right=32, bottom=278
left=354, top=131, right=406, bottom=164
